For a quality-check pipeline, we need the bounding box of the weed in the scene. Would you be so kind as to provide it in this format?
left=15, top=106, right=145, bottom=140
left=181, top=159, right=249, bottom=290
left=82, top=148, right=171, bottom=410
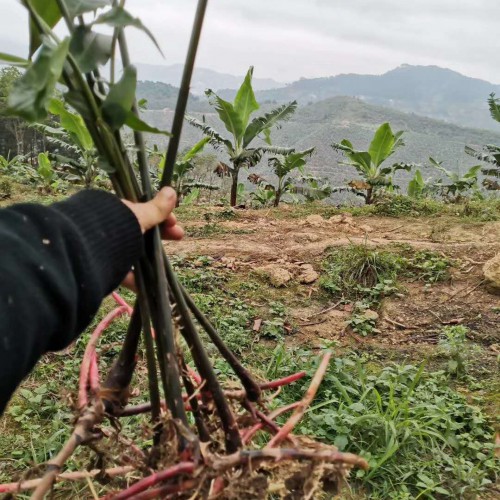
left=0, top=177, right=12, bottom=199
left=268, top=346, right=498, bottom=499
left=403, top=249, right=452, bottom=283
left=373, top=194, right=441, bottom=217
left=438, top=325, right=472, bottom=378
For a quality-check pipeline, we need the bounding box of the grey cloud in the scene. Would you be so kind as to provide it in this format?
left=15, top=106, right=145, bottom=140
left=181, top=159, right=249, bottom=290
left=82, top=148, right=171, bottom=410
left=0, top=0, right=499, bottom=84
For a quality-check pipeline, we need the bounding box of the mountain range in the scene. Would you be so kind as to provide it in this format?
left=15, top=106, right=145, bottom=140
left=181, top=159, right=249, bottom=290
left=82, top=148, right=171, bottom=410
left=140, top=95, right=500, bottom=188
left=135, top=63, right=284, bottom=95
left=217, top=65, right=500, bottom=132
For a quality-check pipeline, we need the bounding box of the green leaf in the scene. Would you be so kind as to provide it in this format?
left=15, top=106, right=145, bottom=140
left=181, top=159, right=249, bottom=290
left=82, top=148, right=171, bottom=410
left=93, top=6, right=163, bottom=55
left=243, top=101, right=297, bottom=148
left=70, top=26, right=113, bottom=73
left=65, top=0, right=111, bottom=17
left=7, top=38, right=70, bottom=122
left=0, top=53, right=29, bottom=67
left=206, top=90, right=244, bottom=143
left=102, top=65, right=137, bottom=129
left=125, top=111, right=171, bottom=136
left=28, top=0, right=62, bottom=57
left=334, top=435, right=349, bottom=450
left=488, top=93, right=500, bottom=123
left=233, top=66, right=259, bottom=130
left=182, top=137, right=210, bottom=162
left=369, top=123, right=396, bottom=167
left=185, top=116, right=234, bottom=152
left=48, top=98, right=93, bottom=151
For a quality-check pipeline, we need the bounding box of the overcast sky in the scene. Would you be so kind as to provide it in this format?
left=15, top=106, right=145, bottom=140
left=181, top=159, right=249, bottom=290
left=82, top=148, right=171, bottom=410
left=1, top=0, right=499, bottom=84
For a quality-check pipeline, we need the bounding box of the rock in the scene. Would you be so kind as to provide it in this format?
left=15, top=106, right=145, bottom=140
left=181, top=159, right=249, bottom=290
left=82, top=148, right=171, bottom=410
left=304, top=214, right=324, bottom=227
left=483, top=253, right=500, bottom=295
left=299, top=264, right=319, bottom=284
left=359, top=224, right=374, bottom=233
left=328, top=215, right=343, bottom=224
left=255, top=265, right=292, bottom=287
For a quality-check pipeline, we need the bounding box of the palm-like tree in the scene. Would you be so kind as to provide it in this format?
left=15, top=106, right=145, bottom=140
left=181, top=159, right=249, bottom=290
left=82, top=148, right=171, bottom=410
left=187, top=67, right=296, bottom=206
left=465, top=93, right=500, bottom=191
left=332, top=122, right=410, bottom=204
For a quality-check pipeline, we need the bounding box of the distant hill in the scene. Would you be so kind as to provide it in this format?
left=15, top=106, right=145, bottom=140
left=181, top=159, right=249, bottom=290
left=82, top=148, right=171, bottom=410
left=141, top=95, right=500, bottom=190
left=218, top=65, right=500, bottom=132
left=135, top=63, right=284, bottom=95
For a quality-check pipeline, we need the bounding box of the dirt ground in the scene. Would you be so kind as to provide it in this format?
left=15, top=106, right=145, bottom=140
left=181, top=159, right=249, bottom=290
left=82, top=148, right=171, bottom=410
left=171, top=209, right=499, bottom=394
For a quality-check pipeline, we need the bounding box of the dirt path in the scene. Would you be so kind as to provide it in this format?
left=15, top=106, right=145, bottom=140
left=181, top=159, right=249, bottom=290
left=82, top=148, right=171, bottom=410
left=167, top=212, right=499, bottom=359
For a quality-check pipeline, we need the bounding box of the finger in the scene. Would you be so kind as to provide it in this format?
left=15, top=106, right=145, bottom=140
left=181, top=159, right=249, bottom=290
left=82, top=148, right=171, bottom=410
left=164, top=213, right=177, bottom=228
left=161, top=223, right=184, bottom=241
left=142, top=187, right=177, bottom=232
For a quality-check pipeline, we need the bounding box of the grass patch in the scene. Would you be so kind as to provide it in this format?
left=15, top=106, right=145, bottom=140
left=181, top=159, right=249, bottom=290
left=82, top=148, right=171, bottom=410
left=268, top=346, right=498, bottom=499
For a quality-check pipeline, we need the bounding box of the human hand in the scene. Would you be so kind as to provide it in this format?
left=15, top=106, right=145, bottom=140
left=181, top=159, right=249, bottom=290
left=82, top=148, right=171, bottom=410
left=121, top=187, right=184, bottom=290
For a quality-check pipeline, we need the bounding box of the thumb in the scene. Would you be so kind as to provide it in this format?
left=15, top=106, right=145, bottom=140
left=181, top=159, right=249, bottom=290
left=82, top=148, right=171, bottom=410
left=124, top=187, right=177, bottom=233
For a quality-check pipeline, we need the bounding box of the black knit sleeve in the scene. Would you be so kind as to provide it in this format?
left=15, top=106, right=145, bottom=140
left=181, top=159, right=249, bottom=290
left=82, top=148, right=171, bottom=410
left=0, top=189, right=142, bottom=413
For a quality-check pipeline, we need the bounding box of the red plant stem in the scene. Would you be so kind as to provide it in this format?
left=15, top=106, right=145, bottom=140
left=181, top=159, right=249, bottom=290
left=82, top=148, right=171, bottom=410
left=101, top=462, right=195, bottom=500
left=119, top=371, right=308, bottom=417
left=78, top=306, right=128, bottom=408
left=111, top=292, right=133, bottom=315
left=260, top=371, right=306, bottom=390
left=242, top=402, right=300, bottom=444
left=133, top=478, right=198, bottom=500
left=187, top=366, right=202, bottom=385
left=266, top=353, right=332, bottom=448
left=0, top=466, right=134, bottom=494
left=89, top=352, right=100, bottom=394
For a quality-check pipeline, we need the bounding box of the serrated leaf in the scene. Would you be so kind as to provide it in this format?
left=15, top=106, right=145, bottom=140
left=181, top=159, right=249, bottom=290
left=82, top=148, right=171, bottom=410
left=125, top=111, right=171, bottom=136
left=7, top=38, right=70, bottom=122
left=93, top=6, right=163, bottom=55
left=102, top=65, right=137, bottom=129
left=0, top=52, right=29, bottom=67
left=70, top=26, right=113, bottom=73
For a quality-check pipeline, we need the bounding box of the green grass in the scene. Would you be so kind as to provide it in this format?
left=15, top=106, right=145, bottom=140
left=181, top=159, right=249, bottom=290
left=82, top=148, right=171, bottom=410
left=267, top=346, right=498, bottom=499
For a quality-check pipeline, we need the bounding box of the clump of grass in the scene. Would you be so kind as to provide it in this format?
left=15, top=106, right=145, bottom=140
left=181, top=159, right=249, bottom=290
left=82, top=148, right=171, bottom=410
left=320, top=244, right=402, bottom=301
left=268, top=346, right=498, bottom=499
left=373, top=194, right=442, bottom=217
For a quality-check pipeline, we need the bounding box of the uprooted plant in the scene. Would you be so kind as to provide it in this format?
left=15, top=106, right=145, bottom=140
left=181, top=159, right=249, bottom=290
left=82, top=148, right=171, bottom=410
left=0, top=1, right=367, bottom=498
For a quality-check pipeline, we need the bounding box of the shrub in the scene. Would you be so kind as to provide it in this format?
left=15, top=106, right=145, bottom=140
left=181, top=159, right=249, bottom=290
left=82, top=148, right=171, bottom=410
left=373, top=194, right=441, bottom=217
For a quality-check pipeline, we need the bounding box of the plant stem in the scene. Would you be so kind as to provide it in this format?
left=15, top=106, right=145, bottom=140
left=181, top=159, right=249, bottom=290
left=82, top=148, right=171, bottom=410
left=160, top=0, right=209, bottom=187
left=180, top=283, right=261, bottom=401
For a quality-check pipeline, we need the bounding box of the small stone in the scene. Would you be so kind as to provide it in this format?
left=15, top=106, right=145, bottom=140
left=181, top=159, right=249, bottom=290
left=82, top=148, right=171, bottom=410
left=299, top=264, right=319, bottom=284
left=255, top=265, right=292, bottom=287
left=328, top=215, right=343, bottom=224
left=483, top=253, right=500, bottom=295
left=304, top=214, right=324, bottom=227
left=359, top=225, right=373, bottom=233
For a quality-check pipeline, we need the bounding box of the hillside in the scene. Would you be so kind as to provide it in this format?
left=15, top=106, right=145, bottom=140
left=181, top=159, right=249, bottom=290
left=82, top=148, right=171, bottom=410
left=135, top=63, right=284, bottom=95
left=219, top=65, right=500, bottom=132
left=141, top=95, right=500, bottom=189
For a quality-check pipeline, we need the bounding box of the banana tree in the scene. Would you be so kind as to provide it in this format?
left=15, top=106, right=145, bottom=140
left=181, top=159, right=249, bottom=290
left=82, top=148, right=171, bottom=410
left=187, top=67, right=296, bottom=206
left=465, top=93, right=500, bottom=190
left=331, top=122, right=410, bottom=204
left=427, top=157, right=482, bottom=201
left=36, top=98, right=100, bottom=186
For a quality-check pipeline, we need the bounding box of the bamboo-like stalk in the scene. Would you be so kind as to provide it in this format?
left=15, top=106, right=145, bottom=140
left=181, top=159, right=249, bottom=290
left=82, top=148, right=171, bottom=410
left=160, top=0, right=209, bottom=187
